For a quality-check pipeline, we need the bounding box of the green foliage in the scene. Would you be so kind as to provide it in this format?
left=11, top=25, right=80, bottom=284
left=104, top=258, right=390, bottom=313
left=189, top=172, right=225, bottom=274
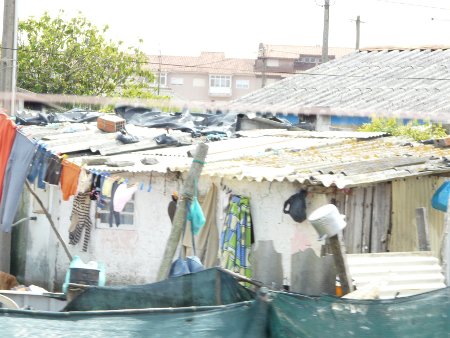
left=358, top=117, right=447, bottom=141
left=17, top=11, right=156, bottom=98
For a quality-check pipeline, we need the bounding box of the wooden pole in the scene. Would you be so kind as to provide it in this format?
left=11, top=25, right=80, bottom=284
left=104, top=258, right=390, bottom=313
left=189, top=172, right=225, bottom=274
left=157, top=143, right=208, bottom=281
left=415, top=207, right=430, bottom=251
left=25, top=181, right=73, bottom=261
left=442, top=196, right=450, bottom=285
left=329, top=234, right=354, bottom=295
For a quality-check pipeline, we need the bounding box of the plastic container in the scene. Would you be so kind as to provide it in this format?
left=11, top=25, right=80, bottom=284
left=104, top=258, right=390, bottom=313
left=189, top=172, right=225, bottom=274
left=62, top=256, right=106, bottom=294
left=307, top=204, right=346, bottom=240
left=431, top=180, right=450, bottom=212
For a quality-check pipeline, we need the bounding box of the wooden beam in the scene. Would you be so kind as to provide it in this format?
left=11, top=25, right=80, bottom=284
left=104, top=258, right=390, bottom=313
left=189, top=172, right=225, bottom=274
left=328, top=234, right=354, bottom=295
left=25, top=181, right=72, bottom=261
left=416, top=207, right=430, bottom=251
left=157, top=143, right=208, bottom=281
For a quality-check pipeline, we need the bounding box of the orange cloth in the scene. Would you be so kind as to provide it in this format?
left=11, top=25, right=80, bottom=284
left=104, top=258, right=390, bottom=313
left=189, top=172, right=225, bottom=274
left=60, top=160, right=81, bottom=201
left=0, top=113, right=16, bottom=202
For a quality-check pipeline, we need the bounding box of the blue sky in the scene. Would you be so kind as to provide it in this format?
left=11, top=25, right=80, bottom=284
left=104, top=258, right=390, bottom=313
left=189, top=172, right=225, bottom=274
left=3, top=0, right=450, bottom=58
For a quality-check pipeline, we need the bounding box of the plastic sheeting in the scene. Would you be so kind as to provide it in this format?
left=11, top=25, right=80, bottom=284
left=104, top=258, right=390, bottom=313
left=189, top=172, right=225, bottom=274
left=0, top=301, right=267, bottom=338
left=115, top=105, right=238, bottom=136
left=1, top=268, right=448, bottom=337
left=269, top=288, right=450, bottom=338
left=63, top=268, right=254, bottom=311
left=16, top=108, right=102, bottom=125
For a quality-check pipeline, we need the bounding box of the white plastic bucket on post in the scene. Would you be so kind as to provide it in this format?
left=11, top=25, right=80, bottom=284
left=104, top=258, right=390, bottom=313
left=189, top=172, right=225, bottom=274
left=307, top=204, right=346, bottom=240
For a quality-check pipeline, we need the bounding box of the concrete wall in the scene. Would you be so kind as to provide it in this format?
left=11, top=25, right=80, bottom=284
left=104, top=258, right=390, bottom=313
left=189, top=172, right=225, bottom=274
left=22, top=172, right=328, bottom=291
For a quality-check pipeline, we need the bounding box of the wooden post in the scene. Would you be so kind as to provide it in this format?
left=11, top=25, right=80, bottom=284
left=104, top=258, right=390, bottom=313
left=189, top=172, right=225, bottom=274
left=25, top=181, right=72, bottom=261
left=442, top=196, right=450, bottom=285
left=416, top=207, right=430, bottom=251
left=329, top=234, right=354, bottom=295
left=215, top=269, right=222, bottom=305
left=157, top=143, right=208, bottom=281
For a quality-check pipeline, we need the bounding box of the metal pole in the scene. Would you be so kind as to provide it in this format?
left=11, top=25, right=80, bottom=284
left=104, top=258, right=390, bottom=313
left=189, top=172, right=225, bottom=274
left=1, top=0, right=18, bottom=116
left=321, top=0, right=330, bottom=63
left=356, top=15, right=361, bottom=50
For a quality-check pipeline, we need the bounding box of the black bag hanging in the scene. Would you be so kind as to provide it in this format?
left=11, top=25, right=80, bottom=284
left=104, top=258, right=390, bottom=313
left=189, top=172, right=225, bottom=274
left=283, top=189, right=307, bottom=223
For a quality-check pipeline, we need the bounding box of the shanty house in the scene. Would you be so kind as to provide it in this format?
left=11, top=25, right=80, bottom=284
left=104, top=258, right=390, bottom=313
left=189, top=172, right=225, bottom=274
left=7, top=123, right=449, bottom=294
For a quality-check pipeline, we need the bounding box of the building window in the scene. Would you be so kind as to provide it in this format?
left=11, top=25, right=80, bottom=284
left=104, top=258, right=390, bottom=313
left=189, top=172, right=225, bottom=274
left=152, top=73, right=167, bottom=87
left=236, top=79, right=250, bottom=89
left=170, top=77, right=184, bottom=85
left=209, top=75, right=232, bottom=96
left=96, top=196, right=135, bottom=230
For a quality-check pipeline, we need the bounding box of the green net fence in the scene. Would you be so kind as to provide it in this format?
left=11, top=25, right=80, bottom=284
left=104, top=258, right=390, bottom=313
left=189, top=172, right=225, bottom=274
left=63, top=268, right=254, bottom=311
left=1, top=268, right=449, bottom=337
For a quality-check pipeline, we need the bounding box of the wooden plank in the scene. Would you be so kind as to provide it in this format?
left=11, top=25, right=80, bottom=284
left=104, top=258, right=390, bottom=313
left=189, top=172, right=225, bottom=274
left=329, top=235, right=354, bottom=295
left=362, top=187, right=374, bottom=253
left=371, top=183, right=392, bottom=252
left=416, top=207, right=431, bottom=251
left=351, top=188, right=365, bottom=253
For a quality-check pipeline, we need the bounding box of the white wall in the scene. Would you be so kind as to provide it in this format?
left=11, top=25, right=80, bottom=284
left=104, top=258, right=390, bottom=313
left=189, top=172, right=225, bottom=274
left=24, top=172, right=329, bottom=290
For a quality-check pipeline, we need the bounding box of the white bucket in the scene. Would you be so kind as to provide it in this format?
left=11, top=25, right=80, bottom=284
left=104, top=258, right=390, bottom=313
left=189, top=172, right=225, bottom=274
left=307, top=204, right=346, bottom=240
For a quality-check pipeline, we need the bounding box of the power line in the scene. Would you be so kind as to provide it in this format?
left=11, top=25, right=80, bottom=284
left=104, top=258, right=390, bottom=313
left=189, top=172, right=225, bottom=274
left=374, top=0, right=450, bottom=11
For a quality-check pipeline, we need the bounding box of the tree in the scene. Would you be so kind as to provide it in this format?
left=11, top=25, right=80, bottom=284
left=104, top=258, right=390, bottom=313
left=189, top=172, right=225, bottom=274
left=17, top=12, right=155, bottom=98
left=358, top=117, right=447, bottom=141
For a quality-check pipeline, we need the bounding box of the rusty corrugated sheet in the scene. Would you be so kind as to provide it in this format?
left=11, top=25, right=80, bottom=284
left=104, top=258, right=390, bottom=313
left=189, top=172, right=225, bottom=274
left=390, top=176, right=445, bottom=257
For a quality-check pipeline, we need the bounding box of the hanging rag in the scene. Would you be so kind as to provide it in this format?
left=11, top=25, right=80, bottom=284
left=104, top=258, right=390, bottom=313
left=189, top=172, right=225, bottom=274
left=113, top=183, right=137, bottom=212
left=108, top=180, right=121, bottom=227
left=183, top=184, right=219, bottom=268
left=60, top=160, right=81, bottom=201
left=0, top=132, right=37, bottom=232
left=76, top=168, right=92, bottom=194
left=0, top=113, right=16, bottom=203
left=44, top=155, right=63, bottom=186
left=220, top=195, right=254, bottom=279
left=169, top=200, right=205, bottom=278
left=101, top=176, right=114, bottom=198
left=27, top=144, right=46, bottom=185
left=69, top=192, right=92, bottom=252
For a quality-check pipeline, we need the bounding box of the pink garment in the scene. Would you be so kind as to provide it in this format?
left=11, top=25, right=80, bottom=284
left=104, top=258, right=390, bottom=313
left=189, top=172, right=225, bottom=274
left=113, top=183, right=137, bottom=212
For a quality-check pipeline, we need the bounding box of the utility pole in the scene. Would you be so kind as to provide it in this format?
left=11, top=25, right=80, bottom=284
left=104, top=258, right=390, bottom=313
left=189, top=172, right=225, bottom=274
left=1, top=0, right=18, bottom=116
left=321, top=0, right=330, bottom=63
left=261, top=44, right=267, bottom=88
left=157, top=49, right=161, bottom=95
left=356, top=15, right=361, bottom=50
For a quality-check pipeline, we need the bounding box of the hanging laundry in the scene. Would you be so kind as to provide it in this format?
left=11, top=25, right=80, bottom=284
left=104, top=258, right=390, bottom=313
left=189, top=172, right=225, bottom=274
left=27, top=144, right=48, bottom=188
left=0, top=132, right=37, bottom=232
left=183, top=184, right=220, bottom=268
left=0, top=113, right=17, bottom=203
left=76, top=167, right=92, bottom=194
left=220, top=195, right=254, bottom=279
left=113, top=183, right=137, bottom=212
left=69, top=192, right=92, bottom=252
left=101, top=176, right=114, bottom=198
left=109, top=180, right=121, bottom=227
left=44, top=155, right=63, bottom=186
left=60, top=159, right=81, bottom=201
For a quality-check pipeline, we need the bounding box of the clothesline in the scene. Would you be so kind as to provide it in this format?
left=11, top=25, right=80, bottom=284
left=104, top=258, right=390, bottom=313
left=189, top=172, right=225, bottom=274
left=0, top=113, right=139, bottom=240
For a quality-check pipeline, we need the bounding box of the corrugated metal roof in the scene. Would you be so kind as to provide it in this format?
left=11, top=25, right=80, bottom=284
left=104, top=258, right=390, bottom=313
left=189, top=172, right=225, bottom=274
left=346, top=252, right=446, bottom=298
left=24, top=122, right=450, bottom=187
left=178, top=136, right=450, bottom=188
left=232, top=48, right=450, bottom=119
